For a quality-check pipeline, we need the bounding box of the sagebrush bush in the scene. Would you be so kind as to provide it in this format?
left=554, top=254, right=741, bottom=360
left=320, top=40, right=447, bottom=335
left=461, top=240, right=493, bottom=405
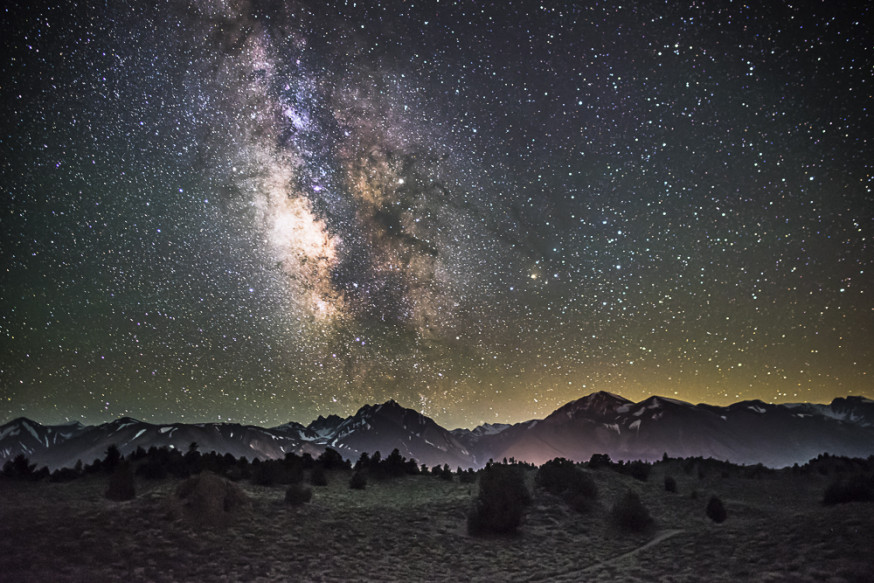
left=706, top=495, right=727, bottom=523
left=169, top=471, right=250, bottom=528
left=467, top=464, right=531, bottom=535
left=822, top=474, right=874, bottom=505
left=610, top=490, right=653, bottom=532
left=284, top=483, right=313, bottom=505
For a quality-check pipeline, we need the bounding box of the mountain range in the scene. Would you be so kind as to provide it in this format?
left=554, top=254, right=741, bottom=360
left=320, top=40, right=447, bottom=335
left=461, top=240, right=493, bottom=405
left=3, top=392, right=873, bottom=471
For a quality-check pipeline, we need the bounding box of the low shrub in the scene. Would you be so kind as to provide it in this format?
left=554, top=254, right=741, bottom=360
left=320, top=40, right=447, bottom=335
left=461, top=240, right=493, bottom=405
left=822, top=474, right=874, bottom=505
left=168, top=471, right=250, bottom=528
left=706, top=496, right=727, bottom=523
left=284, top=483, right=313, bottom=505
left=610, top=490, right=653, bottom=532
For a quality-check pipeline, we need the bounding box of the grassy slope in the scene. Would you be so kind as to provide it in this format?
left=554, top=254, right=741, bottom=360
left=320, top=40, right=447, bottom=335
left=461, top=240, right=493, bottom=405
left=1, top=464, right=872, bottom=582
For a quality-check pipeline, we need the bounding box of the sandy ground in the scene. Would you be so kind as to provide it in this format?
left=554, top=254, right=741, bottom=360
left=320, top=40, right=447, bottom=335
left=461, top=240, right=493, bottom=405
left=1, top=464, right=872, bottom=582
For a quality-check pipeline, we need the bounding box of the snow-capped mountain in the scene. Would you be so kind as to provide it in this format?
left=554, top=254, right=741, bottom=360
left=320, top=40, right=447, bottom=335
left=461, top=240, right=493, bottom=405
left=450, top=423, right=512, bottom=452
left=472, top=392, right=874, bottom=467
left=784, top=396, right=874, bottom=427
left=314, top=400, right=474, bottom=469
left=0, top=400, right=475, bottom=471
left=0, top=418, right=87, bottom=463
left=1, top=416, right=322, bottom=471
left=304, top=414, right=346, bottom=440
left=3, top=392, right=874, bottom=471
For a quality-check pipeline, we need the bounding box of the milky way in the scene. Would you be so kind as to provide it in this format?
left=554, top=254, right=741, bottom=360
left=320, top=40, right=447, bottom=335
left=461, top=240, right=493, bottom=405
left=2, top=1, right=871, bottom=428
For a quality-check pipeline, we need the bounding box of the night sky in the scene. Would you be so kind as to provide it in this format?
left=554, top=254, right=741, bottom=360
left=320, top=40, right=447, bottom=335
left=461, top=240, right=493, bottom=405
left=2, top=1, right=871, bottom=429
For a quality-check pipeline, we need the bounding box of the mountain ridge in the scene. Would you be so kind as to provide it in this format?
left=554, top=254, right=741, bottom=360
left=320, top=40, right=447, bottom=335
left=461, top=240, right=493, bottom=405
left=3, top=392, right=874, bottom=471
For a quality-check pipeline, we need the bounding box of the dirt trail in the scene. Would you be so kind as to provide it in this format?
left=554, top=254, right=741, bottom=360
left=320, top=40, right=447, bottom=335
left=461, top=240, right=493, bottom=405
left=521, top=528, right=686, bottom=582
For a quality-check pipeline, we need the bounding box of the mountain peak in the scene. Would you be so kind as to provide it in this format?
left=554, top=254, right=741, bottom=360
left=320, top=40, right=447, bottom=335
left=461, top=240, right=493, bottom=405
left=640, top=395, right=695, bottom=409
left=831, top=395, right=874, bottom=406
left=355, top=399, right=411, bottom=418
left=7, top=417, right=41, bottom=427
left=550, top=391, right=633, bottom=421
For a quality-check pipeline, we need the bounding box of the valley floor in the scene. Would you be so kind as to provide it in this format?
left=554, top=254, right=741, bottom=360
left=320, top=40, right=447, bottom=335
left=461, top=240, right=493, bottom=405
left=1, top=463, right=872, bottom=582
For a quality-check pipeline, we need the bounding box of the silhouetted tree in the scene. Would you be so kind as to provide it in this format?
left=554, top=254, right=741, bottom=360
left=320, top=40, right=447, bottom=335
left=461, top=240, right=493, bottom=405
left=355, top=452, right=371, bottom=472
left=459, top=468, right=477, bottom=484
left=310, top=464, right=328, bottom=486
left=536, top=458, right=598, bottom=512
left=589, top=453, right=612, bottom=469
left=252, top=458, right=301, bottom=486
left=185, top=442, right=202, bottom=474
left=627, top=461, right=651, bottom=482
left=2, top=454, right=36, bottom=479
left=50, top=467, right=80, bottom=483
left=105, top=461, right=136, bottom=501
left=384, top=449, right=407, bottom=477
left=317, top=447, right=347, bottom=470
left=103, top=444, right=122, bottom=472
left=349, top=470, right=367, bottom=490
left=136, top=452, right=169, bottom=480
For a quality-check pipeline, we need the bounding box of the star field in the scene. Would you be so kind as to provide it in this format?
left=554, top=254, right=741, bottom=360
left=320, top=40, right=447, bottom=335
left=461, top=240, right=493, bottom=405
left=2, top=0, right=871, bottom=429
